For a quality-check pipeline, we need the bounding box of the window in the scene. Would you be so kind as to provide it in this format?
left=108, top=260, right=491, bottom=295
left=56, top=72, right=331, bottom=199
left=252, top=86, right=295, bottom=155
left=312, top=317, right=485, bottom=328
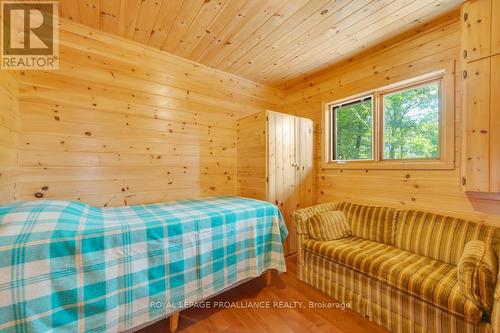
left=382, top=81, right=440, bottom=160
left=332, top=96, right=373, bottom=161
left=324, top=70, right=454, bottom=169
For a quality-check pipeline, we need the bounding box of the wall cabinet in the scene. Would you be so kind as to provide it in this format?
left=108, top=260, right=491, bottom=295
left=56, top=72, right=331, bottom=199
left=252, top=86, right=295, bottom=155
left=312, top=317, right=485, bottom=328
left=493, top=0, right=500, bottom=55
left=464, top=58, right=491, bottom=191
left=462, top=0, right=500, bottom=192
left=462, top=0, right=492, bottom=62
left=237, top=111, right=314, bottom=255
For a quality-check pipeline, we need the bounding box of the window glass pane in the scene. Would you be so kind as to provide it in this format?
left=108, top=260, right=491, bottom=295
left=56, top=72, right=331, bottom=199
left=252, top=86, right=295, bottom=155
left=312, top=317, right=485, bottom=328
left=383, top=82, right=440, bottom=160
left=332, top=97, right=373, bottom=160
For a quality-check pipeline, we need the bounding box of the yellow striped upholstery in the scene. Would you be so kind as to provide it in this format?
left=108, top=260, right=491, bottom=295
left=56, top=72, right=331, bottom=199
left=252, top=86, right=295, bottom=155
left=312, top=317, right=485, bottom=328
left=458, top=240, right=498, bottom=313
left=395, top=210, right=498, bottom=266
left=304, top=237, right=483, bottom=323
left=303, top=251, right=491, bottom=333
left=338, top=202, right=396, bottom=245
left=493, top=281, right=500, bottom=333
left=293, top=202, right=338, bottom=281
left=295, top=202, right=500, bottom=333
left=308, top=210, right=351, bottom=241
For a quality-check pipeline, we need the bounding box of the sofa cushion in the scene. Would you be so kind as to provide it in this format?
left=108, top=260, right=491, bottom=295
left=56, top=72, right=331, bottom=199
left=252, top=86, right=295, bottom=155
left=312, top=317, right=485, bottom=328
left=308, top=211, right=351, bottom=241
left=337, top=202, right=396, bottom=245
left=458, top=240, right=498, bottom=313
left=395, top=210, right=498, bottom=266
left=293, top=202, right=338, bottom=235
left=303, top=237, right=483, bottom=323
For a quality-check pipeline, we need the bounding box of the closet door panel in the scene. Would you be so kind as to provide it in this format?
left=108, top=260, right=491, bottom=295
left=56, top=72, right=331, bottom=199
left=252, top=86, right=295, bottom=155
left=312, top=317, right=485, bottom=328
left=281, top=114, right=292, bottom=255
left=265, top=111, right=314, bottom=255
left=465, top=58, right=491, bottom=191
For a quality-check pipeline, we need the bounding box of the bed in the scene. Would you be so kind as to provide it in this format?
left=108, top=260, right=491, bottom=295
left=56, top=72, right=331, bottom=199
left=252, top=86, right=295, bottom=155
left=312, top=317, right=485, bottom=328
left=0, top=196, right=288, bottom=333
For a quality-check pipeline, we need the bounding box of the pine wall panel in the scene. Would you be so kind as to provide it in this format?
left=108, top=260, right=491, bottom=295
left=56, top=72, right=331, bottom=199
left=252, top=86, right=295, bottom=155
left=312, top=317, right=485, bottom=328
left=13, top=21, right=283, bottom=207
left=0, top=72, right=19, bottom=204
left=281, top=13, right=500, bottom=226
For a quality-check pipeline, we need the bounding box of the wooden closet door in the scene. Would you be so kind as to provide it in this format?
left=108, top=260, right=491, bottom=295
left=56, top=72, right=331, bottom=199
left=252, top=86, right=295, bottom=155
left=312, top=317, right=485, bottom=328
left=465, top=58, right=491, bottom=191
left=267, top=112, right=314, bottom=255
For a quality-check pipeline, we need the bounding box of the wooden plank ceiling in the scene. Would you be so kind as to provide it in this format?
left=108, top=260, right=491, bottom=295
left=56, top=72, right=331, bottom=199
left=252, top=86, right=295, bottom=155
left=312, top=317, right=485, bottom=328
left=60, top=0, right=463, bottom=88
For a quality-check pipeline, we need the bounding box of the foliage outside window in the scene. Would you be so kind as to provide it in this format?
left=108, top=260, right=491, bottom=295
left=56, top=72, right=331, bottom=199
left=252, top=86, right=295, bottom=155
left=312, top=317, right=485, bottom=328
left=332, top=96, right=373, bottom=161
left=325, top=72, right=451, bottom=169
left=382, top=82, right=440, bottom=160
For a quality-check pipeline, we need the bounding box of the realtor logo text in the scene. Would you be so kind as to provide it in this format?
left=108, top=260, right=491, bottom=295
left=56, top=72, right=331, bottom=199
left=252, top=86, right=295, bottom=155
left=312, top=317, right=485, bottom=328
left=1, top=0, right=59, bottom=70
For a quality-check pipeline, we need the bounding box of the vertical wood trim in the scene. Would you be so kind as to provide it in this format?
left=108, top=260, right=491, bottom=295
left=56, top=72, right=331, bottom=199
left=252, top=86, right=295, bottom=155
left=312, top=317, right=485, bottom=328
left=267, top=111, right=276, bottom=203
left=490, top=55, right=500, bottom=192
left=0, top=72, right=19, bottom=204
left=275, top=112, right=286, bottom=253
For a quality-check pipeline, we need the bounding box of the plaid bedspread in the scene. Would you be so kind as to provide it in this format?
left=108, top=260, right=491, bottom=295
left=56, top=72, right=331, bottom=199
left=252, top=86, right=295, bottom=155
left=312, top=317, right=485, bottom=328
left=0, top=196, right=288, bottom=333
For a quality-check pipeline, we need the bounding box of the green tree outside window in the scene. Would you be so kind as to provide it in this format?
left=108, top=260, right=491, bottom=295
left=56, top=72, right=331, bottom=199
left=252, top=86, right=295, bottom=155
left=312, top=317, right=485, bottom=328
left=383, top=82, right=440, bottom=160
left=333, top=97, right=373, bottom=160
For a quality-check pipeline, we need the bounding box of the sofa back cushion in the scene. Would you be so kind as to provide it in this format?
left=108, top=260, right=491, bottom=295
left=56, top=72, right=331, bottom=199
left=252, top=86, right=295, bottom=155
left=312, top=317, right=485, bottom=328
left=395, top=210, right=498, bottom=266
left=338, top=202, right=396, bottom=245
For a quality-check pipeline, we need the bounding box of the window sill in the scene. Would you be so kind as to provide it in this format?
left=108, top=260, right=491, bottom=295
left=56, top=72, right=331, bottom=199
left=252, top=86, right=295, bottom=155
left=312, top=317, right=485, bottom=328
left=321, top=160, right=455, bottom=170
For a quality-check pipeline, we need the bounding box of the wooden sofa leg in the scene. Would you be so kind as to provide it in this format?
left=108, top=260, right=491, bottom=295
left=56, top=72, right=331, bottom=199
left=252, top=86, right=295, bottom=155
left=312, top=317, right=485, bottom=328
left=264, top=270, right=272, bottom=286
left=169, top=312, right=179, bottom=333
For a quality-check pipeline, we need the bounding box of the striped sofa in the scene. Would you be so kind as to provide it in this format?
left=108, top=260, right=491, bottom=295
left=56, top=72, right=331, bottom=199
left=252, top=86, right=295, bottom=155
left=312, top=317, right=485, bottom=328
left=294, top=202, right=500, bottom=333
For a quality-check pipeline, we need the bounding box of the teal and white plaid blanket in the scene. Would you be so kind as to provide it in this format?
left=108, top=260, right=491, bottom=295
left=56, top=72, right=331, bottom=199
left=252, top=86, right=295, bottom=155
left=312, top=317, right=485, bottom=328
left=0, top=196, right=288, bottom=332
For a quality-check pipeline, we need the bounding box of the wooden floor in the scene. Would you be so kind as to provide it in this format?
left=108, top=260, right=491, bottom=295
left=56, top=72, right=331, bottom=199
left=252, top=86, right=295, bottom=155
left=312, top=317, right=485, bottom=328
left=138, top=256, right=388, bottom=333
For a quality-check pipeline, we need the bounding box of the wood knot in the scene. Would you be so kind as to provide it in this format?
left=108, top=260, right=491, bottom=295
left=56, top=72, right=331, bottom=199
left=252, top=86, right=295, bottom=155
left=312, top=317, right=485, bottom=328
left=34, top=192, right=44, bottom=198
left=41, top=186, right=49, bottom=191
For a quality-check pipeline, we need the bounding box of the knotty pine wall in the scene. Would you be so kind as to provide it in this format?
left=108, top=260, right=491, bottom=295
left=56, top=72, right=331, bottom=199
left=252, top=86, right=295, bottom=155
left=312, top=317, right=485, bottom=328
left=12, top=21, right=282, bottom=207
left=281, top=13, right=500, bottom=226
left=0, top=72, right=19, bottom=204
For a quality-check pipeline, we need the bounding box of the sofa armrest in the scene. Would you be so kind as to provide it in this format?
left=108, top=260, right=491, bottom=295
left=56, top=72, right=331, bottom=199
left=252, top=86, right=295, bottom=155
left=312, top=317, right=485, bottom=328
left=292, top=202, right=338, bottom=280
left=493, top=298, right=500, bottom=333
left=491, top=256, right=500, bottom=333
